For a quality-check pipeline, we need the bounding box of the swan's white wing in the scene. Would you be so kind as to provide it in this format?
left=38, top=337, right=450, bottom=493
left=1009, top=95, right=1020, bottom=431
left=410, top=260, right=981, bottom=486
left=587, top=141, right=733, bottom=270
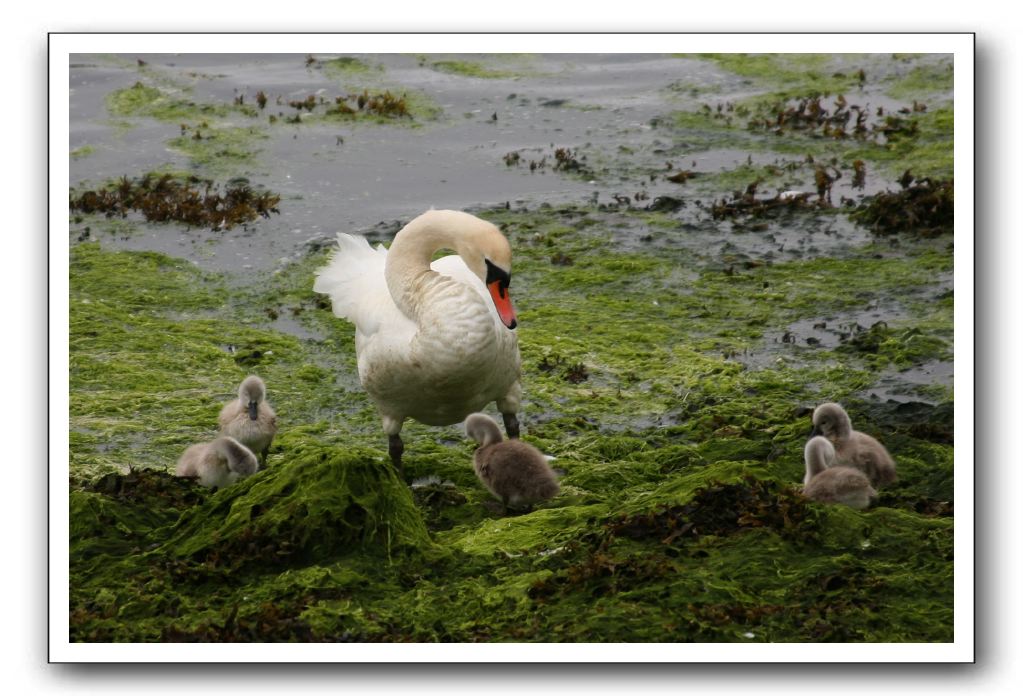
left=312, top=233, right=412, bottom=338
left=431, top=254, right=503, bottom=326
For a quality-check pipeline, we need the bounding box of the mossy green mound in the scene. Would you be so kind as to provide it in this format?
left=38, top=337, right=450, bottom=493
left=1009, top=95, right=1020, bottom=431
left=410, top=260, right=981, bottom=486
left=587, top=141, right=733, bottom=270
left=69, top=437, right=434, bottom=641
left=161, top=439, right=433, bottom=569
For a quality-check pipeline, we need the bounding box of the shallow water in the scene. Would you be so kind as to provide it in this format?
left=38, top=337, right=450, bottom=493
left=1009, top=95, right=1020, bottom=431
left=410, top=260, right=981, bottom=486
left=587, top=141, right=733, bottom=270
left=70, top=54, right=943, bottom=255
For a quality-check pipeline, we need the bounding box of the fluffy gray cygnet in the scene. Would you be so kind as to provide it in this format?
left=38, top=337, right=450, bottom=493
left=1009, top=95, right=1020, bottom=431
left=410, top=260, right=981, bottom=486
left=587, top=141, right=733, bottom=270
left=219, top=375, right=278, bottom=466
left=802, top=435, right=877, bottom=510
left=811, top=402, right=896, bottom=487
left=175, top=436, right=259, bottom=489
left=465, top=413, right=559, bottom=512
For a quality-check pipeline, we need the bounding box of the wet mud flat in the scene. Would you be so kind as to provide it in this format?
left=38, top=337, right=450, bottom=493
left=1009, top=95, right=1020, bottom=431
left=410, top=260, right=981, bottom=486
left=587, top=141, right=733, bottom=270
left=69, top=53, right=954, bottom=642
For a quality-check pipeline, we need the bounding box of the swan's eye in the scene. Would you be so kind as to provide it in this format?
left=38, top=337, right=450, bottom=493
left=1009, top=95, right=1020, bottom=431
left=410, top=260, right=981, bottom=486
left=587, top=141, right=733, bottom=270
left=484, top=258, right=511, bottom=293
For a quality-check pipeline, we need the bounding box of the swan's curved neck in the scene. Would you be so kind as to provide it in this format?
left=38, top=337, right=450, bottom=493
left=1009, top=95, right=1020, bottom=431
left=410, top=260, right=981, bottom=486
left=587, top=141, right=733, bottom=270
left=805, top=451, right=828, bottom=478
left=385, top=216, right=474, bottom=321
left=804, top=438, right=834, bottom=481
left=470, top=418, right=504, bottom=448
left=215, top=437, right=249, bottom=464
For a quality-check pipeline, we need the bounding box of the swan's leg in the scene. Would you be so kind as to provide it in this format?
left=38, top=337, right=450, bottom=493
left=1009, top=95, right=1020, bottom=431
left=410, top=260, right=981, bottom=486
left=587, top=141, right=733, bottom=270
left=260, top=446, right=269, bottom=468
left=388, top=434, right=404, bottom=472
left=383, top=415, right=405, bottom=472
left=497, top=381, right=522, bottom=439
left=502, top=412, right=520, bottom=439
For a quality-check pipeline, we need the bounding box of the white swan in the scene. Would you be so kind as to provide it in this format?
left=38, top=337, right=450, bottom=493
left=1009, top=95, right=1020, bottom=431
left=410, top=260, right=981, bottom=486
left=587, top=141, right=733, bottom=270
left=175, top=436, right=259, bottom=489
left=218, top=375, right=277, bottom=466
left=313, top=210, right=522, bottom=469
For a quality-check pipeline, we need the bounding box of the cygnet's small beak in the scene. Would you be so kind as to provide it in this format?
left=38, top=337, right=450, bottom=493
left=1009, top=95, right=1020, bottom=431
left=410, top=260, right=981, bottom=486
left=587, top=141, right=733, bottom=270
left=809, top=425, right=821, bottom=439
left=248, top=401, right=259, bottom=420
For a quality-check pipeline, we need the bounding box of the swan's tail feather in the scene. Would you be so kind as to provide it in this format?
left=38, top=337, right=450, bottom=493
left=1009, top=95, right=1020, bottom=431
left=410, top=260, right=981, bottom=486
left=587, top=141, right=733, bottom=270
left=313, top=233, right=389, bottom=328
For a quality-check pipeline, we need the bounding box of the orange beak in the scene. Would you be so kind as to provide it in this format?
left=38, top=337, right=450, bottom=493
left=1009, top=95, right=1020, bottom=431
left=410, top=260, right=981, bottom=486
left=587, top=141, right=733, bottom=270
left=487, top=280, right=517, bottom=329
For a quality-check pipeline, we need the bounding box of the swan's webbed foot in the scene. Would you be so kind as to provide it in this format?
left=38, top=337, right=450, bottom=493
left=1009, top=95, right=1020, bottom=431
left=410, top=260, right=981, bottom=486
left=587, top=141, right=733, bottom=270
left=502, top=412, right=520, bottom=439
left=388, top=434, right=405, bottom=473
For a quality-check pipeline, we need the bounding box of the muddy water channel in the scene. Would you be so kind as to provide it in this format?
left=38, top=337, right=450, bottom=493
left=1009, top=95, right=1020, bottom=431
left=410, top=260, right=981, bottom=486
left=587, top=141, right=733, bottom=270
left=69, top=54, right=956, bottom=643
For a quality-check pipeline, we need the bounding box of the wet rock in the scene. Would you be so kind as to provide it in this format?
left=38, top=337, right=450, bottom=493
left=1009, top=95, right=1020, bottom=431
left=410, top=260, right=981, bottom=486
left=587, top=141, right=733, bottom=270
left=861, top=399, right=954, bottom=444
left=646, top=196, right=686, bottom=212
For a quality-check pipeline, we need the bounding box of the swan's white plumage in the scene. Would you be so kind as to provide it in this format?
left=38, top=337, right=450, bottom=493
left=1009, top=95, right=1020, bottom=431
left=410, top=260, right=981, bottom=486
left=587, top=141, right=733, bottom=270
left=312, top=234, right=395, bottom=336
left=313, top=210, right=522, bottom=437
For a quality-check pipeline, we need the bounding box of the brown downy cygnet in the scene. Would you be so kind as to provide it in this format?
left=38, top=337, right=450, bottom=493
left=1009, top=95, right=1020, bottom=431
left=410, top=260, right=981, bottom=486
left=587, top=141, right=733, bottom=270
left=811, top=402, right=896, bottom=487
left=465, top=413, right=559, bottom=512
left=802, top=435, right=877, bottom=510
left=175, top=436, right=259, bottom=489
left=219, top=375, right=278, bottom=466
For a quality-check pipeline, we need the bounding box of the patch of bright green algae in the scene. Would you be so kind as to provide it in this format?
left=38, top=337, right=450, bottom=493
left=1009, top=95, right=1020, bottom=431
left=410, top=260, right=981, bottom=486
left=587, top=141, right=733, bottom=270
left=69, top=191, right=953, bottom=641
left=167, top=126, right=268, bottom=173
left=107, top=81, right=245, bottom=123
left=848, top=106, right=954, bottom=180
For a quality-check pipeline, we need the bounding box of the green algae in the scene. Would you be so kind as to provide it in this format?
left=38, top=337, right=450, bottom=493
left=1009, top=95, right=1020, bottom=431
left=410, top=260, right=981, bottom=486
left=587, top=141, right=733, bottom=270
left=106, top=81, right=239, bottom=123
left=280, top=89, right=442, bottom=126
left=320, top=56, right=381, bottom=78
left=656, top=55, right=954, bottom=183
left=429, top=60, right=519, bottom=79
left=105, top=80, right=267, bottom=174
left=71, top=243, right=303, bottom=476
left=685, top=53, right=866, bottom=97
left=666, top=99, right=952, bottom=182
left=846, top=106, right=954, bottom=179
left=69, top=103, right=954, bottom=643
left=161, top=436, right=433, bottom=569
left=69, top=438, right=433, bottom=641
left=167, top=126, right=268, bottom=173
left=423, top=54, right=540, bottom=80
left=316, top=64, right=443, bottom=125
left=887, top=60, right=954, bottom=99
left=70, top=145, right=95, bottom=160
